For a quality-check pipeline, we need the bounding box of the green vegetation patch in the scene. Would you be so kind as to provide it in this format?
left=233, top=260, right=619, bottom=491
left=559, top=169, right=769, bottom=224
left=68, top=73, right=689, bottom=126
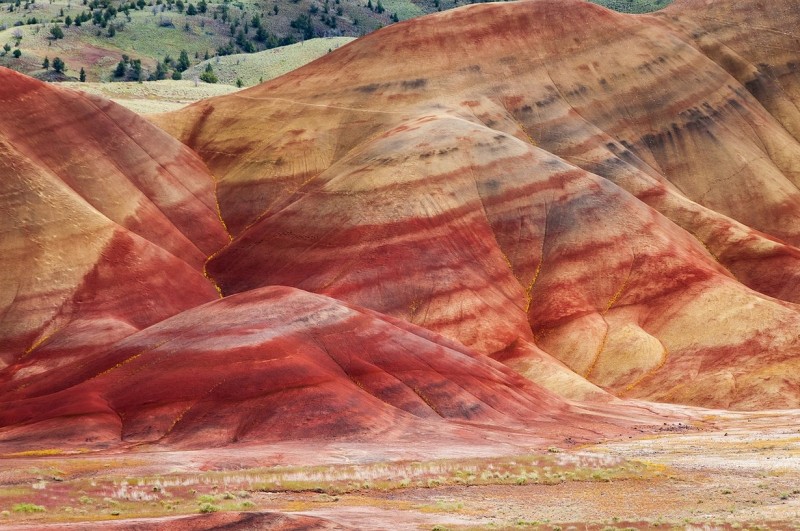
left=590, top=0, right=673, bottom=14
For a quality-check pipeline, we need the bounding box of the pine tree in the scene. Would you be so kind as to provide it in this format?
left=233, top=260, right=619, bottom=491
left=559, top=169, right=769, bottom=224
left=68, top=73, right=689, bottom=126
left=177, top=49, right=190, bottom=71
left=114, top=60, right=126, bottom=77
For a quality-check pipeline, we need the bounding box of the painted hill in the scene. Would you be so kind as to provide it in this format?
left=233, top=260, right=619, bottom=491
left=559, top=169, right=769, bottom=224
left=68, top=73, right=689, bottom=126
left=2, top=0, right=800, bottom=454
left=158, top=0, right=800, bottom=410
left=0, top=286, right=602, bottom=449
left=0, top=67, right=229, bottom=392
left=0, top=66, right=630, bottom=451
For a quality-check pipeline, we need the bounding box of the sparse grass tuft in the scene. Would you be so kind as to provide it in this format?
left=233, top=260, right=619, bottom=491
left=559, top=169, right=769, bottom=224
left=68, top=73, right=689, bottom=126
left=198, top=503, right=219, bottom=513
left=12, top=502, right=46, bottom=513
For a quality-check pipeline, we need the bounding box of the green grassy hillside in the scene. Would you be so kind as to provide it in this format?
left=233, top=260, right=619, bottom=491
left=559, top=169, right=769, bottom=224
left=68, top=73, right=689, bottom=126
left=592, top=0, right=671, bottom=14
left=182, top=36, right=352, bottom=86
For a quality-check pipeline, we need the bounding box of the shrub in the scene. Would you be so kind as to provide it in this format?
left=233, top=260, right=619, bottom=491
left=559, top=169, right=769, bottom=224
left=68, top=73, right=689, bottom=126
left=50, top=25, right=64, bottom=39
left=198, top=503, right=218, bottom=513
left=13, top=503, right=46, bottom=513
left=199, top=63, right=217, bottom=83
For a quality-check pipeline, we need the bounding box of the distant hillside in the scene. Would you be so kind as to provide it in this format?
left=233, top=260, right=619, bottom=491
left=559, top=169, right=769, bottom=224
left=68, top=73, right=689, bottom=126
left=183, top=36, right=353, bottom=86
left=0, top=0, right=672, bottom=83
left=592, top=0, right=671, bottom=13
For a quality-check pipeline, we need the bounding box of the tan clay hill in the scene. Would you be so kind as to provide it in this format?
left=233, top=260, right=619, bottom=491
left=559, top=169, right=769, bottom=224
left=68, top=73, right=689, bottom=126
left=2, top=0, right=800, bottom=452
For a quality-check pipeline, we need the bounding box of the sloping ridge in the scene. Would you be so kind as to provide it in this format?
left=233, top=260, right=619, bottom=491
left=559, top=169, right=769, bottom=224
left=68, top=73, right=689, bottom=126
left=155, top=0, right=800, bottom=409
left=0, top=286, right=623, bottom=449
left=0, top=68, right=230, bottom=392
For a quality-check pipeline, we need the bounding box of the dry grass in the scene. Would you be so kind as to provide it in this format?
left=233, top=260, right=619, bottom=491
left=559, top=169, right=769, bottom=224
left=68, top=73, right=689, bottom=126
left=0, top=451, right=652, bottom=525
left=59, top=79, right=240, bottom=114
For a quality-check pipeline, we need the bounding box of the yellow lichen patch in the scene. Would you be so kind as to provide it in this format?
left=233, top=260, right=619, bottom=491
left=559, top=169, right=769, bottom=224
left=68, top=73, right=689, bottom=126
left=524, top=258, right=543, bottom=313
left=583, top=324, right=609, bottom=380
left=3, top=449, right=64, bottom=458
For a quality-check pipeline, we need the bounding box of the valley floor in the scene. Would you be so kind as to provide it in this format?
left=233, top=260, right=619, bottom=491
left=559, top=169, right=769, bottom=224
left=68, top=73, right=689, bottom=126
left=1, top=409, right=800, bottom=529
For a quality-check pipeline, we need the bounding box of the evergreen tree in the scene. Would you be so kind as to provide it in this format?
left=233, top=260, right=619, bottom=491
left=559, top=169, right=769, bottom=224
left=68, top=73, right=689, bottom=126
left=52, top=57, right=66, bottom=73
left=154, top=61, right=167, bottom=80
left=130, top=58, right=142, bottom=80
left=114, top=59, right=126, bottom=77
left=177, top=49, right=190, bottom=71
left=79, top=67, right=86, bottom=81
left=42, top=56, right=50, bottom=69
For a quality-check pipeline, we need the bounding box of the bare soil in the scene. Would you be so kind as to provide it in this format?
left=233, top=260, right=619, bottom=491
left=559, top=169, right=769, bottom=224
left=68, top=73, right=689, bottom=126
left=2, top=409, right=800, bottom=530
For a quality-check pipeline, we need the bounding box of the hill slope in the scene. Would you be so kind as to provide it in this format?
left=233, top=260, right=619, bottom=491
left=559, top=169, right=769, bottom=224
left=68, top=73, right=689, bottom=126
left=158, top=0, right=800, bottom=409
left=0, top=67, right=229, bottom=388
left=0, top=286, right=604, bottom=448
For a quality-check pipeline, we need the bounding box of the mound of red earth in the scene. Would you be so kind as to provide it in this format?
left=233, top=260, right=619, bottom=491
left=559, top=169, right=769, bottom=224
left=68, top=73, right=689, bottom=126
left=157, top=0, right=800, bottom=409
left=0, top=286, right=624, bottom=449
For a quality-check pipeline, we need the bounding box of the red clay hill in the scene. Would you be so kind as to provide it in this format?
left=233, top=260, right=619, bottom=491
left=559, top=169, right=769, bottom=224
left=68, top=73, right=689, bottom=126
left=2, top=0, right=800, bottom=450
left=0, top=286, right=626, bottom=449
left=0, top=67, right=630, bottom=450
left=158, top=0, right=800, bottom=410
